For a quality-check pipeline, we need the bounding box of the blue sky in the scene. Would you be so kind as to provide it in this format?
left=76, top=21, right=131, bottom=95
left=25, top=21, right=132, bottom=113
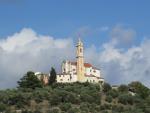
left=0, top=0, right=150, bottom=46
left=1, top=0, right=150, bottom=88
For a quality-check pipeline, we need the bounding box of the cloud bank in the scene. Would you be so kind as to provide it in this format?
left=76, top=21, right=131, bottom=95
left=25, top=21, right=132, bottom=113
left=85, top=25, right=149, bottom=87
left=0, top=28, right=75, bottom=89
left=0, top=26, right=150, bottom=89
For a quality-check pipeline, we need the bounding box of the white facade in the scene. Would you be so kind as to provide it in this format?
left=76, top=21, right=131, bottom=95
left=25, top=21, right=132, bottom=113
left=57, top=61, right=104, bottom=84
left=56, top=39, right=104, bottom=84
left=35, top=72, right=49, bottom=85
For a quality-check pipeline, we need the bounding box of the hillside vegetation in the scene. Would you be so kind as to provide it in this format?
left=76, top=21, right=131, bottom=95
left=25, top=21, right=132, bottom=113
left=0, top=71, right=150, bottom=113
left=0, top=81, right=150, bottom=113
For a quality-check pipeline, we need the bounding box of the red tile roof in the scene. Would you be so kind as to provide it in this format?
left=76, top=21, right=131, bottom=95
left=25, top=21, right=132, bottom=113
left=71, top=62, right=92, bottom=67
left=70, top=61, right=100, bottom=70
left=84, top=63, right=92, bottom=67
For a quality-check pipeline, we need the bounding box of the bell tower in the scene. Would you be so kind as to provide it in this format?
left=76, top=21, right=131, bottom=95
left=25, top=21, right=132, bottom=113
left=76, top=38, right=85, bottom=82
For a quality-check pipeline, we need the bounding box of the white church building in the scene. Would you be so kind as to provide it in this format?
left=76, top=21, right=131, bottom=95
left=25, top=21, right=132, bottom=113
left=56, top=39, right=104, bottom=84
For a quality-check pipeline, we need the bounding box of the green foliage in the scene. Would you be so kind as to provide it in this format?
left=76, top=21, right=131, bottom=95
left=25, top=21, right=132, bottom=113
left=107, top=89, right=119, bottom=98
left=48, top=108, right=60, bottom=113
left=105, top=95, right=113, bottom=103
left=103, top=83, right=112, bottom=92
left=59, top=103, right=72, bottom=111
left=0, top=81, right=150, bottom=113
left=128, top=81, right=150, bottom=99
left=67, top=107, right=80, bottom=113
left=112, top=105, right=124, bottom=112
left=18, top=71, right=43, bottom=89
left=80, top=102, right=90, bottom=112
left=100, top=104, right=111, bottom=110
left=118, top=84, right=129, bottom=93
left=49, top=67, right=57, bottom=85
left=118, top=94, right=134, bottom=105
left=0, top=103, right=7, bottom=112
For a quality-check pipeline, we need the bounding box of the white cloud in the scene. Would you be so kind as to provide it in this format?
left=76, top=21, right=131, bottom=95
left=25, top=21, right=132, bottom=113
left=0, top=28, right=75, bottom=89
left=110, top=24, right=136, bottom=46
left=84, top=25, right=149, bottom=87
left=85, top=38, right=150, bottom=88
left=0, top=27, right=150, bottom=89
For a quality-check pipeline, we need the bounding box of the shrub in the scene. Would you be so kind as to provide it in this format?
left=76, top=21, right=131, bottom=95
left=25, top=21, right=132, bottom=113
left=103, top=83, right=111, bottom=93
left=67, top=107, right=80, bottom=113
left=49, top=93, right=61, bottom=105
left=100, top=104, right=111, bottom=110
left=80, top=102, right=89, bottom=112
left=128, top=81, right=150, bottom=99
left=112, top=105, right=124, bottom=112
left=118, top=85, right=128, bottom=93
left=0, top=103, right=7, bottom=112
left=107, top=89, right=119, bottom=98
left=48, top=108, right=60, bottom=113
left=80, top=93, right=95, bottom=103
left=59, top=103, right=72, bottom=111
left=105, top=95, right=113, bottom=103
left=118, top=94, right=134, bottom=105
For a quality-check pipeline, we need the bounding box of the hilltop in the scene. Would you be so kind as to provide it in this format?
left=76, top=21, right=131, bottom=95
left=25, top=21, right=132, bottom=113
left=0, top=81, right=150, bottom=113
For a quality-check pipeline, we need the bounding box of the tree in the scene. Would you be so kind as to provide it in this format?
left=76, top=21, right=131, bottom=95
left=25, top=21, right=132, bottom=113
left=103, top=83, right=111, bottom=93
left=18, top=71, right=43, bottom=89
left=105, top=95, right=112, bottom=103
left=0, top=103, right=7, bottom=112
left=118, top=84, right=129, bottom=93
left=118, top=94, right=134, bottom=105
left=107, top=89, right=119, bottom=98
left=128, top=81, right=150, bottom=99
left=49, top=67, right=57, bottom=85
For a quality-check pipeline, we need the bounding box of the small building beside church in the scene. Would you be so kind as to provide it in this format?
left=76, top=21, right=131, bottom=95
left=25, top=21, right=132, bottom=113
left=35, top=72, right=49, bottom=85
left=57, top=39, right=104, bottom=84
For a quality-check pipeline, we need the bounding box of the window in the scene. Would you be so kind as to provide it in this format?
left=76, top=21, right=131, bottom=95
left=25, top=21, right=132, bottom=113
left=68, top=79, right=70, bottom=81
left=59, top=75, right=61, bottom=77
left=93, top=80, right=95, bottom=82
left=70, top=75, right=72, bottom=80
left=80, top=48, right=82, bottom=53
left=60, top=79, right=63, bottom=81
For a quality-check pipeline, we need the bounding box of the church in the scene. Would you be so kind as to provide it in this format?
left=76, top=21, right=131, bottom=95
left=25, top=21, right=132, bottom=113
left=56, top=39, right=104, bottom=84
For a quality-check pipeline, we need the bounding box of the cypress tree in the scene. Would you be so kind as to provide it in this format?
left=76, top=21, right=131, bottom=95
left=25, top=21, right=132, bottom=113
left=49, top=67, right=57, bottom=85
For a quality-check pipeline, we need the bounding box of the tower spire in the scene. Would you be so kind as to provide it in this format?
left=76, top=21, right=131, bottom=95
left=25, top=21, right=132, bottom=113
left=76, top=37, right=85, bottom=82
left=77, top=36, right=83, bottom=47
left=77, top=33, right=81, bottom=44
